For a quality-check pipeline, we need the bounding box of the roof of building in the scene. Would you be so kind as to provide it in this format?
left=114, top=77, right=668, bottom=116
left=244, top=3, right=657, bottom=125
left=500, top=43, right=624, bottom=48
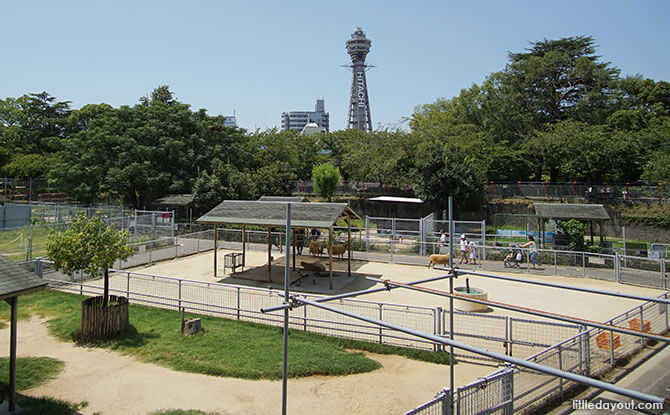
left=153, top=194, right=194, bottom=207
left=534, top=203, right=610, bottom=221
left=0, top=255, right=47, bottom=301
left=368, top=196, right=424, bottom=204
left=258, top=196, right=306, bottom=202
left=197, top=200, right=359, bottom=228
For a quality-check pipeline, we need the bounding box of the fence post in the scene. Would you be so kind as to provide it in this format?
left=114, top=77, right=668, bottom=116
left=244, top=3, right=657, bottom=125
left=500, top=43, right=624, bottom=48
left=640, top=306, right=645, bottom=346
left=509, top=318, right=513, bottom=357
left=583, top=252, right=586, bottom=278
left=126, top=272, right=131, bottom=300
left=178, top=279, right=182, bottom=312
left=482, top=220, right=487, bottom=261
left=236, top=287, right=241, bottom=320
left=609, top=330, right=615, bottom=366
left=663, top=259, right=667, bottom=290
left=175, top=236, right=179, bottom=258
left=554, top=251, right=558, bottom=276
left=435, top=307, right=443, bottom=352
left=365, top=216, right=370, bottom=252
left=505, top=316, right=510, bottom=355
left=615, top=253, right=621, bottom=283
left=442, top=389, right=450, bottom=415
left=558, top=344, right=564, bottom=399
left=584, top=328, right=591, bottom=377
left=378, top=304, right=383, bottom=344
left=80, top=269, right=83, bottom=296
left=303, top=301, right=307, bottom=332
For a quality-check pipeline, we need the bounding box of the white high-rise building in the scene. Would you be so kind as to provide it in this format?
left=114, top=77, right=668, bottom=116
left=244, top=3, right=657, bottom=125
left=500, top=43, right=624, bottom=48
left=281, top=99, right=329, bottom=132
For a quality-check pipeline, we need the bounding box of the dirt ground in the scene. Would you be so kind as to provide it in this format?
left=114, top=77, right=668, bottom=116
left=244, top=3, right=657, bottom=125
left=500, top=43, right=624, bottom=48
left=2, top=318, right=494, bottom=415
left=4, top=249, right=666, bottom=414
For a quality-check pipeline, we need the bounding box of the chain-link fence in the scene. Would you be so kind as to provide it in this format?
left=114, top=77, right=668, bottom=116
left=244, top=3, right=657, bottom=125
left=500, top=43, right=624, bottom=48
left=37, top=258, right=580, bottom=358
left=404, top=368, right=514, bottom=415
left=488, top=182, right=669, bottom=203
left=407, top=291, right=669, bottom=415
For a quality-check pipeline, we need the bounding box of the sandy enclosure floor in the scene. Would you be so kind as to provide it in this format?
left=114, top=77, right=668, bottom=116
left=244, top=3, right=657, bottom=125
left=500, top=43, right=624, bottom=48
left=2, top=318, right=494, bottom=415
left=6, top=249, right=666, bottom=414
left=131, top=249, right=665, bottom=322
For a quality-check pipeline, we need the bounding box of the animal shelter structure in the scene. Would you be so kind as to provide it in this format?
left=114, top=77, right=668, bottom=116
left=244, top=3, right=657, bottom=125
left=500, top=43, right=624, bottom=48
left=0, top=254, right=48, bottom=412
left=534, top=203, right=610, bottom=248
left=197, top=200, right=360, bottom=288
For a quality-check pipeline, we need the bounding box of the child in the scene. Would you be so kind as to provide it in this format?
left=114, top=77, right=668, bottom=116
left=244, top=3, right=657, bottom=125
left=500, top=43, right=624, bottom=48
left=469, top=241, right=478, bottom=265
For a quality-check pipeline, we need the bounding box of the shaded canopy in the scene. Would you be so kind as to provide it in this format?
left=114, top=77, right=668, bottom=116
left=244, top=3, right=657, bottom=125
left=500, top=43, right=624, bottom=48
left=534, top=203, right=610, bottom=221
left=197, top=200, right=360, bottom=228
left=0, top=255, right=47, bottom=300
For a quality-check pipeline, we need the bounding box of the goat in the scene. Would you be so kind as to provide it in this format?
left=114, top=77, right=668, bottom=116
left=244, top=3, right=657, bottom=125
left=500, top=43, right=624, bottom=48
left=309, top=241, right=323, bottom=257
left=328, top=241, right=350, bottom=260
left=300, top=261, right=326, bottom=272
left=428, top=253, right=450, bottom=268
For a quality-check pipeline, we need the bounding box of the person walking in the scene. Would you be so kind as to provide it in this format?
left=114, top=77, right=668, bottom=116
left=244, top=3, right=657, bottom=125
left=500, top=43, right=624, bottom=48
left=459, top=234, right=469, bottom=264
left=521, top=235, right=539, bottom=269
left=468, top=240, right=478, bottom=265
left=439, top=229, right=448, bottom=254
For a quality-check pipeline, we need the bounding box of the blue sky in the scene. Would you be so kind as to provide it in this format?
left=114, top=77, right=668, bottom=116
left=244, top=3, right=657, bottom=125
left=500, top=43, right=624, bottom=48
left=3, top=1, right=669, bottom=131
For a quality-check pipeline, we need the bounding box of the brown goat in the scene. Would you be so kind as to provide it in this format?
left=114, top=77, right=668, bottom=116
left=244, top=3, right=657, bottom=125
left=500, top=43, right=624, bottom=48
left=301, top=261, right=326, bottom=272
left=428, top=253, right=450, bottom=268
left=309, top=241, right=323, bottom=257
left=328, top=241, right=350, bottom=260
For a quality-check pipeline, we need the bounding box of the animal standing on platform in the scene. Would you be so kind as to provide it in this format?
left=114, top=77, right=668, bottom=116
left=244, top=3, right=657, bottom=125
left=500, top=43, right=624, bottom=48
left=309, top=241, right=323, bottom=257
left=328, top=241, right=350, bottom=260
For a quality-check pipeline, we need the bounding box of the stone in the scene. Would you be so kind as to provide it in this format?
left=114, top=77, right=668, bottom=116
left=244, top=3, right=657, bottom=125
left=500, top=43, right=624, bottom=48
left=184, top=318, right=202, bottom=335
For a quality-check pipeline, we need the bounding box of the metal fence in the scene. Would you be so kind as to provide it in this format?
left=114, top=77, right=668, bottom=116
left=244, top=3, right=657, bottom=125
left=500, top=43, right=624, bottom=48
left=95, top=227, right=670, bottom=291
left=37, top=259, right=578, bottom=360
left=512, top=291, right=670, bottom=413
left=404, top=368, right=514, bottom=415
left=406, top=291, right=669, bottom=415
left=488, top=182, right=669, bottom=203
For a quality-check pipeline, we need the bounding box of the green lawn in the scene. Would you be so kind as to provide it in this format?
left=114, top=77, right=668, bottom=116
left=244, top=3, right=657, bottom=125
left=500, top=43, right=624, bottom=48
left=0, top=356, right=64, bottom=393
left=0, top=356, right=85, bottom=414
left=0, top=290, right=451, bottom=381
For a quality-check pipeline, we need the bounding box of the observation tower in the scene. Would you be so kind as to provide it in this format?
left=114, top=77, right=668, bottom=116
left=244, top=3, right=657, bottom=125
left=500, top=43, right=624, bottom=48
left=345, top=27, right=373, bottom=131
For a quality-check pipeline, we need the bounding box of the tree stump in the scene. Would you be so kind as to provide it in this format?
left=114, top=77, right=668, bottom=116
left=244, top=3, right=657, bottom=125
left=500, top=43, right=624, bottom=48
left=183, top=318, right=202, bottom=335
left=81, top=295, right=129, bottom=341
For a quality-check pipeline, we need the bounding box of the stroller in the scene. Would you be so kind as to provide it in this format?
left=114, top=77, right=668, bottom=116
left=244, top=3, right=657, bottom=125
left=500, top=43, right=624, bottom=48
left=503, top=244, right=523, bottom=268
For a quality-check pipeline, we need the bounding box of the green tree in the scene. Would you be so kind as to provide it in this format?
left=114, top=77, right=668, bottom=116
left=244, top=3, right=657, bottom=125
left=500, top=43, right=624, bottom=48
left=46, top=214, right=134, bottom=307
left=312, top=163, right=341, bottom=201
left=0, top=92, right=71, bottom=176
left=559, top=219, right=586, bottom=251
left=412, top=142, right=486, bottom=214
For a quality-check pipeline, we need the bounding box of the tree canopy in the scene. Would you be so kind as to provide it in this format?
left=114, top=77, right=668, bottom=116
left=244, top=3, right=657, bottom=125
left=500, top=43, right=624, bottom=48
left=2, top=35, right=669, bottom=215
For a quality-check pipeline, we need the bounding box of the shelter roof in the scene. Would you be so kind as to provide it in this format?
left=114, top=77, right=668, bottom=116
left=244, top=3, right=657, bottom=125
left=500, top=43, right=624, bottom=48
left=0, top=255, right=47, bottom=301
left=368, top=196, right=424, bottom=204
left=534, top=203, right=610, bottom=221
left=197, top=200, right=360, bottom=228
left=153, top=194, right=194, bottom=206
left=258, top=196, right=306, bottom=202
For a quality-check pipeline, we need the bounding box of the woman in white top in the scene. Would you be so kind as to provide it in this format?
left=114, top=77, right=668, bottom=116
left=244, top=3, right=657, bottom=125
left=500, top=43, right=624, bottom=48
left=521, top=235, right=539, bottom=269
left=459, top=234, right=468, bottom=264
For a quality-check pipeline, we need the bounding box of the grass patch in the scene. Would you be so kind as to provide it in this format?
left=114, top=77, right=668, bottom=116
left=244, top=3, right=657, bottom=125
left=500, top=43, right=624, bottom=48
left=0, top=290, right=452, bottom=381
left=0, top=357, right=64, bottom=393
left=15, top=395, right=87, bottom=414
left=0, top=357, right=78, bottom=414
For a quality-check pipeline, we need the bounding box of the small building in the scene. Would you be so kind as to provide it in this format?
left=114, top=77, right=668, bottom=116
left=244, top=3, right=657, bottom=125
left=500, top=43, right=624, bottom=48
left=534, top=203, right=610, bottom=248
